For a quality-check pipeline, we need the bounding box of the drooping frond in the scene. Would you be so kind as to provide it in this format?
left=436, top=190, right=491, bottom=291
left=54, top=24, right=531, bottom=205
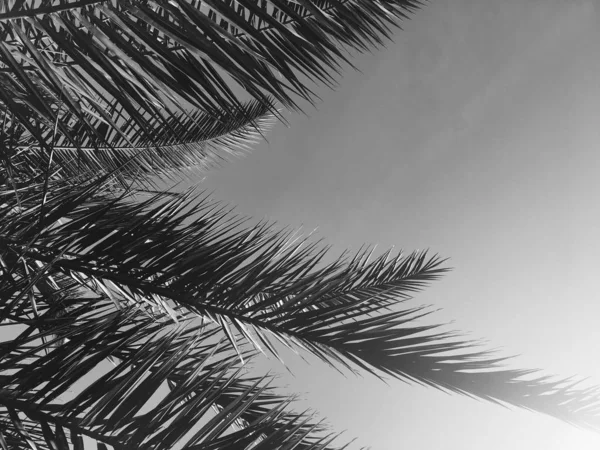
left=0, top=295, right=344, bottom=450
left=4, top=174, right=600, bottom=432
left=16, top=98, right=277, bottom=184
left=0, top=0, right=423, bottom=147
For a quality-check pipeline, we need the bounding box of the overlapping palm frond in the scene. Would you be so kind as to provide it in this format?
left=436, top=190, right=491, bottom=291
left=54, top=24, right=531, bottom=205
left=7, top=97, right=277, bottom=184
left=0, top=293, right=345, bottom=450
left=0, top=0, right=422, bottom=150
left=4, top=172, right=600, bottom=434
left=5, top=0, right=598, bottom=447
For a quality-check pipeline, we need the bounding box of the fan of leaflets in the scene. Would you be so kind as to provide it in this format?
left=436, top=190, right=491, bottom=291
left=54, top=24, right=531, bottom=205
left=0, top=0, right=423, bottom=155
left=0, top=97, right=277, bottom=184
left=2, top=171, right=600, bottom=447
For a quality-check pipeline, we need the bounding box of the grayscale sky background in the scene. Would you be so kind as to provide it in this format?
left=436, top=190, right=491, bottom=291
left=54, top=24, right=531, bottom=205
left=198, top=0, right=600, bottom=448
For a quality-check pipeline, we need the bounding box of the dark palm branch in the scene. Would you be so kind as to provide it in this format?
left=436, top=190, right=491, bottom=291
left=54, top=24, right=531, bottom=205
left=3, top=173, right=600, bottom=433
left=6, top=97, right=277, bottom=184
left=0, top=295, right=344, bottom=450
left=0, top=0, right=422, bottom=149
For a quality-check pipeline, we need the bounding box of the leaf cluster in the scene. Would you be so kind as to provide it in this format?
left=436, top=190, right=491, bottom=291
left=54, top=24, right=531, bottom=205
left=2, top=0, right=600, bottom=449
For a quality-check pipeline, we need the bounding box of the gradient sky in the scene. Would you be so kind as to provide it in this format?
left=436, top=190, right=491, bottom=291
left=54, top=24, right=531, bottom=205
left=197, top=0, right=600, bottom=448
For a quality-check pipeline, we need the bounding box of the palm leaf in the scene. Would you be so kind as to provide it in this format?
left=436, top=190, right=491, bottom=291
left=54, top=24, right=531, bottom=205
left=0, top=295, right=344, bottom=450
left=19, top=98, right=277, bottom=184
left=4, top=174, right=600, bottom=432
left=0, top=0, right=422, bottom=147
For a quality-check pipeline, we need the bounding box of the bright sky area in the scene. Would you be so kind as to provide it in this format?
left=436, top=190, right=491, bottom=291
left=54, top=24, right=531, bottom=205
left=196, top=0, right=600, bottom=448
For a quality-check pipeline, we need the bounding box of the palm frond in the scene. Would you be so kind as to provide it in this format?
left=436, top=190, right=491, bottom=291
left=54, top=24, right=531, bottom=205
left=4, top=175, right=600, bottom=432
left=18, top=98, right=277, bottom=184
left=0, top=0, right=422, bottom=146
left=0, top=295, right=344, bottom=450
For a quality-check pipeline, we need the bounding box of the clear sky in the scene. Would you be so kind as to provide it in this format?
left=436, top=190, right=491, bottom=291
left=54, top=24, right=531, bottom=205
left=199, top=0, right=600, bottom=448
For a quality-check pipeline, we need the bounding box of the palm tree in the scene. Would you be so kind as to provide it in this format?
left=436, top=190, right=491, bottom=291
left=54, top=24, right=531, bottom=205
left=1, top=0, right=600, bottom=449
